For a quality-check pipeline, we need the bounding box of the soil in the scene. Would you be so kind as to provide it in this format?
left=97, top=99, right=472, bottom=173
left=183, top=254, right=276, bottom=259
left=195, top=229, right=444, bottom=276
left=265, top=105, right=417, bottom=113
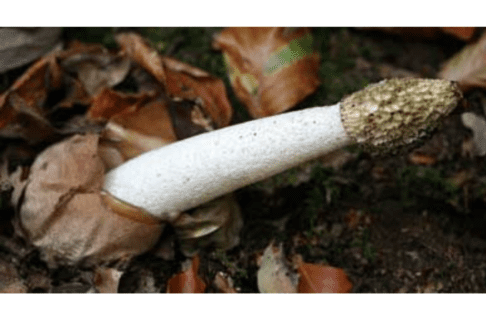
left=1, top=27, right=486, bottom=293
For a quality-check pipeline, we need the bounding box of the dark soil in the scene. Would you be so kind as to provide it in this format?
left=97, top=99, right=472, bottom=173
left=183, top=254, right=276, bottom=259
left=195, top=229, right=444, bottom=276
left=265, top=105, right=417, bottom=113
left=1, top=27, right=486, bottom=293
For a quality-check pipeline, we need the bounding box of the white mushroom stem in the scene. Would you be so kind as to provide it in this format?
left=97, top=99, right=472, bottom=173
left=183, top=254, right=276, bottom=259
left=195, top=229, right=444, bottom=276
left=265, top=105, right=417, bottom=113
left=103, top=78, right=462, bottom=218
left=104, top=104, right=349, bottom=216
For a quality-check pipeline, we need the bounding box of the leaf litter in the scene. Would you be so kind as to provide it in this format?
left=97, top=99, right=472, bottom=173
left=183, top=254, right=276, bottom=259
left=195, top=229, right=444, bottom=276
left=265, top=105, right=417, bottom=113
left=1, top=27, right=486, bottom=293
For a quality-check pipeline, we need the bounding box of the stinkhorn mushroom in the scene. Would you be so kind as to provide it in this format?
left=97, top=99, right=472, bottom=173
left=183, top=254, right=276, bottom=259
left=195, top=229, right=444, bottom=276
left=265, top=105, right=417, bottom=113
left=102, top=78, right=462, bottom=219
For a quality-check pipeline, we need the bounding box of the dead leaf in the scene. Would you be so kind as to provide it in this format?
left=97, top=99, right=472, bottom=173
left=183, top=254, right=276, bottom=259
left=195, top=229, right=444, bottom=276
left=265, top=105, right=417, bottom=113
left=439, top=32, right=486, bottom=92
left=408, top=152, right=437, bottom=165
left=96, top=95, right=182, bottom=168
left=294, top=255, right=352, bottom=293
left=88, top=88, right=152, bottom=121
left=257, top=243, right=298, bottom=293
left=17, top=134, right=164, bottom=267
left=94, top=267, right=123, bottom=293
left=0, top=57, right=59, bottom=143
left=173, top=194, right=243, bottom=257
left=214, top=27, right=320, bottom=118
left=116, top=32, right=167, bottom=85
left=0, top=27, right=62, bottom=73
left=60, top=47, right=131, bottom=97
left=162, top=56, right=232, bottom=128
left=461, top=112, right=486, bottom=156
left=116, top=32, right=232, bottom=128
left=213, top=272, right=237, bottom=293
left=167, top=255, right=206, bottom=293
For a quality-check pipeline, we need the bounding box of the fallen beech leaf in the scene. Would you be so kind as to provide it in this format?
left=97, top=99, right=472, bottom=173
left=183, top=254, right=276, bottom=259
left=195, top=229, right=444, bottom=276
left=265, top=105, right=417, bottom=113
left=461, top=112, right=486, bottom=156
left=94, top=267, right=123, bottom=293
left=0, top=27, right=61, bottom=73
left=167, top=255, right=206, bottom=293
left=257, top=243, right=298, bottom=293
left=88, top=88, right=153, bottom=121
left=439, top=32, right=486, bottom=92
left=162, top=56, right=232, bottom=128
left=61, top=49, right=131, bottom=97
left=173, top=194, right=243, bottom=257
left=116, top=32, right=232, bottom=128
left=295, top=256, right=352, bottom=293
left=0, top=57, right=59, bottom=143
left=214, top=27, right=320, bottom=118
left=407, top=152, right=437, bottom=165
left=97, top=95, right=194, bottom=168
left=16, top=134, right=164, bottom=267
left=115, top=32, right=167, bottom=85
left=213, top=272, right=237, bottom=293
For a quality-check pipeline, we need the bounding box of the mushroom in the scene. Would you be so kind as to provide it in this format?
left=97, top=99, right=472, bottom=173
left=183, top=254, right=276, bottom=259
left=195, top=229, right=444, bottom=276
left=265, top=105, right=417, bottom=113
left=102, top=78, right=462, bottom=219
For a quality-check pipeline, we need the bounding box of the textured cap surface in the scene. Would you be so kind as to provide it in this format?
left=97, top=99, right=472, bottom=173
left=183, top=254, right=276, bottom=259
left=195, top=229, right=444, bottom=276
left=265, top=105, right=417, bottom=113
left=340, top=78, right=462, bottom=154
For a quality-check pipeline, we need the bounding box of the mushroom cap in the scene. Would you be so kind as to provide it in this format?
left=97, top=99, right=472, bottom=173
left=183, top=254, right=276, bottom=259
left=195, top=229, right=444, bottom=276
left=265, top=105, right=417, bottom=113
left=340, top=78, right=462, bottom=154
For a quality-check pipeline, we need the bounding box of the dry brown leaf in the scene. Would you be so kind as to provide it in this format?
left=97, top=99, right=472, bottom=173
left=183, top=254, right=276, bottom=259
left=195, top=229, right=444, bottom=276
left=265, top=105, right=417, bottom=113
left=214, top=27, right=320, bottom=118
left=17, top=133, right=164, bottom=267
left=173, top=194, right=243, bottom=257
left=0, top=27, right=62, bottom=73
left=167, top=255, right=206, bottom=293
left=0, top=57, right=59, bottom=143
left=439, top=32, right=486, bottom=92
left=97, top=96, right=181, bottom=168
left=407, top=152, right=438, bottom=165
left=60, top=47, right=131, bottom=97
left=116, top=32, right=167, bottom=85
left=116, top=32, right=232, bottom=128
left=257, top=243, right=298, bottom=293
left=88, top=88, right=153, bottom=121
left=295, top=255, right=352, bottom=293
left=94, top=267, right=123, bottom=293
left=162, top=56, right=232, bottom=128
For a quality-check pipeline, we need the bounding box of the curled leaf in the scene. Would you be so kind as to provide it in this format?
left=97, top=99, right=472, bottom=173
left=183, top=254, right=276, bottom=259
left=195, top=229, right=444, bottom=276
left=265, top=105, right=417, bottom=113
left=213, top=27, right=320, bottom=118
left=16, top=134, right=164, bottom=267
left=173, top=194, right=243, bottom=257
left=167, top=255, right=206, bottom=293
left=439, top=32, right=486, bottom=92
left=116, top=32, right=232, bottom=128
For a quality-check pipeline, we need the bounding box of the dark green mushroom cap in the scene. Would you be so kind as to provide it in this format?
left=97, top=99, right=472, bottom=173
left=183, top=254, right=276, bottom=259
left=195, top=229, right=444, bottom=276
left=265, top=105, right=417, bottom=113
left=340, top=78, right=463, bottom=154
